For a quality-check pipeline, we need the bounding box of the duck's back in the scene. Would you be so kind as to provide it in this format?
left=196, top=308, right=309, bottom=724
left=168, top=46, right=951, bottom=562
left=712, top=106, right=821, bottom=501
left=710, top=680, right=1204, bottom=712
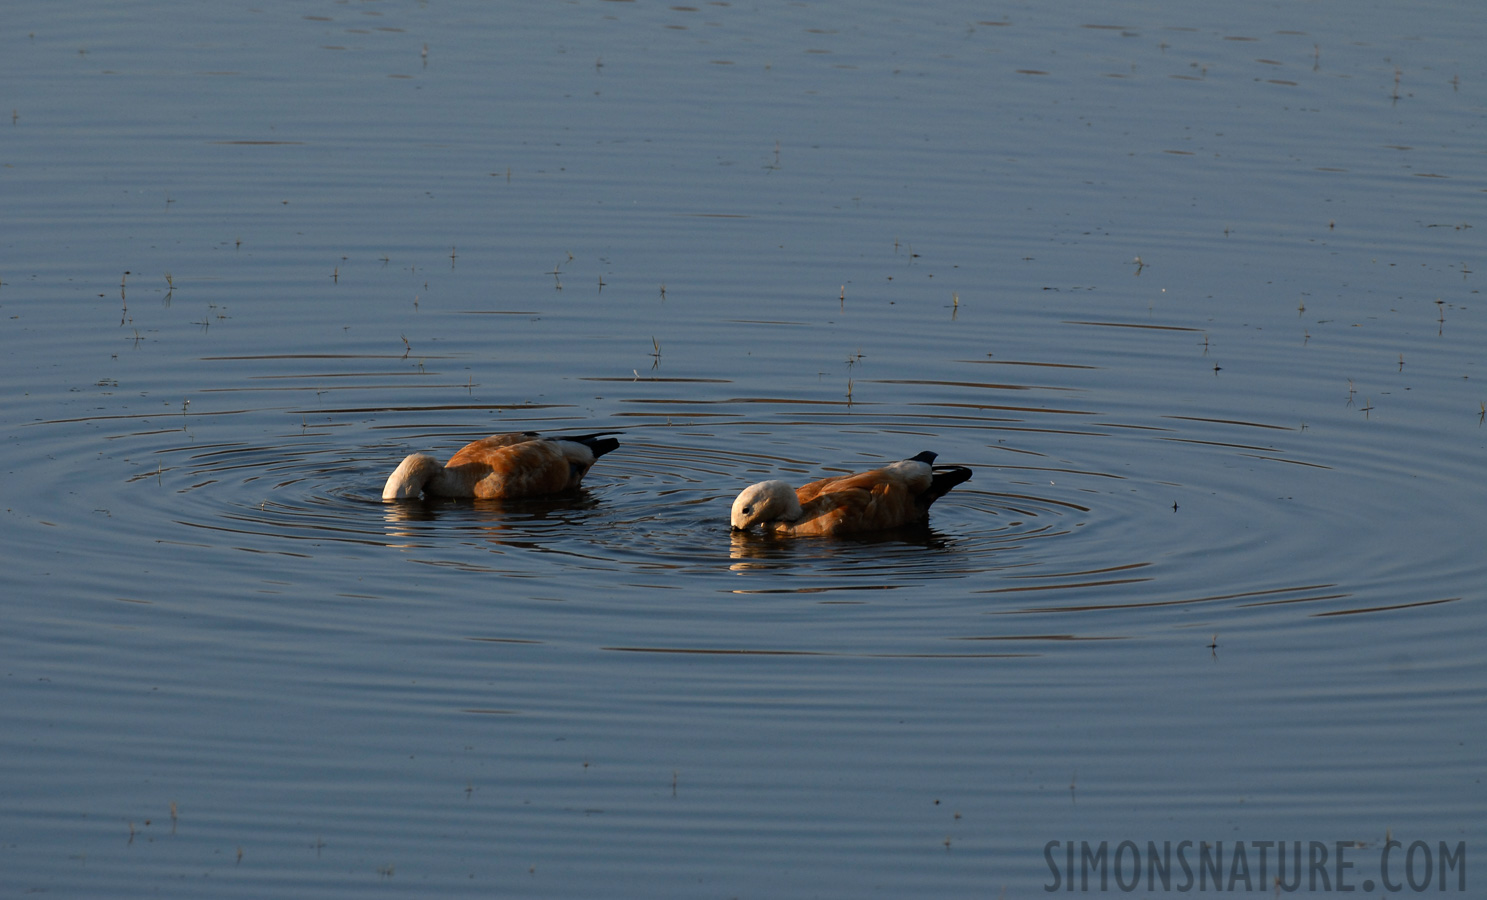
left=786, top=467, right=928, bottom=535
left=447, top=438, right=570, bottom=499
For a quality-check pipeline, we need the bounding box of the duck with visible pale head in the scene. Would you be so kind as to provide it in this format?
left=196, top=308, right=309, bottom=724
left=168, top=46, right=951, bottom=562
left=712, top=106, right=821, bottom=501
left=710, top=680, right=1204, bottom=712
left=730, top=451, right=971, bottom=536
left=382, top=431, right=620, bottom=500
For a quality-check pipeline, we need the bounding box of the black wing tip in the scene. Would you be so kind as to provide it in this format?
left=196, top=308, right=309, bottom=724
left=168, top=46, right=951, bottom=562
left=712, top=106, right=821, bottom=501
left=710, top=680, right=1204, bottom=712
left=921, top=464, right=972, bottom=507
left=908, top=450, right=938, bottom=464
left=588, top=438, right=621, bottom=458
left=932, top=464, right=972, bottom=483
left=552, top=431, right=623, bottom=458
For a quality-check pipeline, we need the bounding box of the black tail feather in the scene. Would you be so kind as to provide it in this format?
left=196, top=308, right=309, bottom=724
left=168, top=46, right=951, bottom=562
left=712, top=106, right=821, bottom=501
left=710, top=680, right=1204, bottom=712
left=552, top=432, right=622, bottom=459
left=920, top=464, right=972, bottom=508
left=907, top=450, right=938, bottom=464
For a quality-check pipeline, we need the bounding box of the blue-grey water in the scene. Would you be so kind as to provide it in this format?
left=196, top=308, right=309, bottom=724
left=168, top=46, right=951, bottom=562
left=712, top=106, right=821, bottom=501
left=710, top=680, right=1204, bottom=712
left=2, top=1, right=1483, bottom=896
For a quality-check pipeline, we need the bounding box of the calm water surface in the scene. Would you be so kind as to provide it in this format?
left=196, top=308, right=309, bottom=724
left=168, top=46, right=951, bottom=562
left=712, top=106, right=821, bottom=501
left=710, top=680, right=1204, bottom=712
left=2, top=1, right=1484, bottom=896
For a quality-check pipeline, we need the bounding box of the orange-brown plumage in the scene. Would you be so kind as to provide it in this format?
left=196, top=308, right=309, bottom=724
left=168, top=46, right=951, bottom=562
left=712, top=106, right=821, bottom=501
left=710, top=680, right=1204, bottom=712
left=730, top=452, right=971, bottom=536
left=382, top=431, right=619, bottom=500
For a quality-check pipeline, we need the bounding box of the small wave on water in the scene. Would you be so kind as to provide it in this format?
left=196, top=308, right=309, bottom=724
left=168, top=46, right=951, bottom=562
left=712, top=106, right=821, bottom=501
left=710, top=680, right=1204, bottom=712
left=19, top=309, right=1479, bottom=648
left=139, top=426, right=1090, bottom=589
left=48, top=379, right=1441, bottom=642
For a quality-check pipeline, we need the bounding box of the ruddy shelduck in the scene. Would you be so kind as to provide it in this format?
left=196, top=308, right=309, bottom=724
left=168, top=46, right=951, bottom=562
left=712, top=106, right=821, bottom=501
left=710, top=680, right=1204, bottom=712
left=730, top=451, right=971, bottom=535
left=382, top=431, right=620, bottom=500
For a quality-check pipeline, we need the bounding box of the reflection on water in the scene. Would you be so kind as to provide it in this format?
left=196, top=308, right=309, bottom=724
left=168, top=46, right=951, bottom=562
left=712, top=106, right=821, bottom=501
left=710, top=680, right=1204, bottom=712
left=92, top=381, right=1460, bottom=634
left=726, top=526, right=966, bottom=579
left=380, top=492, right=610, bottom=557
left=132, top=416, right=1108, bottom=596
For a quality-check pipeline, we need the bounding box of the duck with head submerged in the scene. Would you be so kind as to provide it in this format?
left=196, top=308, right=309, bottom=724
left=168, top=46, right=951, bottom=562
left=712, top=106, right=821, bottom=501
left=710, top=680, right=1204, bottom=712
left=382, top=431, right=620, bottom=500
left=730, top=451, right=971, bottom=536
